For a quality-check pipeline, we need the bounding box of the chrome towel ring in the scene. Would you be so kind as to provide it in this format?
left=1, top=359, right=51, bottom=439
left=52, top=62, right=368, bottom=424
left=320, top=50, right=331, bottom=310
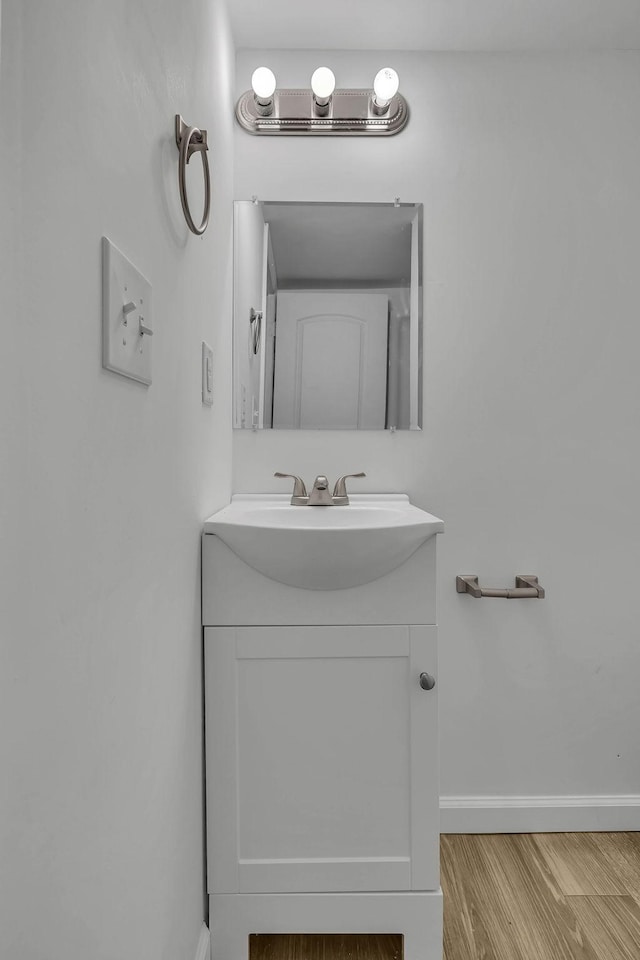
left=175, top=114, right=211, bottom=236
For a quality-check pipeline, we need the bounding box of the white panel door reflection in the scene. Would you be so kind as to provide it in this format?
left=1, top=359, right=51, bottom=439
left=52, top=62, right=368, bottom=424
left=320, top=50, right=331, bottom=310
left=273, top=291, right=388, bottom=429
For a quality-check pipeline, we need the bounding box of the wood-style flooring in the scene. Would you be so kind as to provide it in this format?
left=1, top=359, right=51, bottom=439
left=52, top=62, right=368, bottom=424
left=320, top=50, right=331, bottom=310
left=249, top=935, right=402, bottom=960
left=249, top=833, right=640, bottom=960
left=442, top=832, right=640, bottom=960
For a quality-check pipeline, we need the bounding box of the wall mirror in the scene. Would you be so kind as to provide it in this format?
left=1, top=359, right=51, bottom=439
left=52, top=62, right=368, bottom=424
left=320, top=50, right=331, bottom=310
left=233, top=200, right=422, bottom=430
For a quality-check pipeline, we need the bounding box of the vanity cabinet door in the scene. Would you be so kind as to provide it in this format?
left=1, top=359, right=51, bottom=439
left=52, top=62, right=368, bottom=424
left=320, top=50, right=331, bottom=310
left=205, top=625, right=439, bottom=896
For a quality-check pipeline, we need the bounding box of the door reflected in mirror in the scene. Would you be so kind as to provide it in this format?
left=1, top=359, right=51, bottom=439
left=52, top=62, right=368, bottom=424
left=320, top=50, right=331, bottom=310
left=233, top=201, right=423, bottom=431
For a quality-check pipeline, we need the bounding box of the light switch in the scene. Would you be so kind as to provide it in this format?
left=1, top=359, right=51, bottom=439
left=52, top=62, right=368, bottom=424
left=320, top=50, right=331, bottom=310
left=102, top=237, right=152, bottom=385
left=202, top=341, right=214, bottom=406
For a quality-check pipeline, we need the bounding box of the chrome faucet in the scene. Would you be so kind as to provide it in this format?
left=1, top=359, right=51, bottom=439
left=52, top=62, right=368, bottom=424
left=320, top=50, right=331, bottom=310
left=274, top=472, right=366, bottom=506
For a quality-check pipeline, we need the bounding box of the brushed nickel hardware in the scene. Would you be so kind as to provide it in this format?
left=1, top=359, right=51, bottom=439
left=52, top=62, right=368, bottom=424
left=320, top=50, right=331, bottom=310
left=456, top=574, right=545, bottom=599
left=332, top=473, right=367, bottom=506
left=175, top=115, right=211, bottom=236
left=419, top=672, right=436, bottom=690
left=249, top=307, right=262, bottom=355
left=274, top=472, right=366, bottom=506
left=307, top=475, right=334, bottom=507
left=274, top=472, right=308, bottom=505
left=236, top=88, right=409, bottom=137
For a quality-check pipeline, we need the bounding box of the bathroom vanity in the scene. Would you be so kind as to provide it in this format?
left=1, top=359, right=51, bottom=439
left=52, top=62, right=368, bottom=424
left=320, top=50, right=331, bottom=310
left=202, top=494, right=444, bottom=960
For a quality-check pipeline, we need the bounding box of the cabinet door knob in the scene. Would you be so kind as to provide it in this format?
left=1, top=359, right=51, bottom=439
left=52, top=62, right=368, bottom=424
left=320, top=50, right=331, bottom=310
left=419, top=672, right=436, bottom=690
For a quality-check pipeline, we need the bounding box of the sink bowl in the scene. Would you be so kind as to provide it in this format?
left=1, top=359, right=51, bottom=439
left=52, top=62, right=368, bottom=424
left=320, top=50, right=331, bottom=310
left=203, top=494, right=444, bottom=590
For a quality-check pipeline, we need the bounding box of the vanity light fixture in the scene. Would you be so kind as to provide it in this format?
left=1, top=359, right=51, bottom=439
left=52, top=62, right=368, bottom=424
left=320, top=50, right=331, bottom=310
left=236, top=65, right=408, bottom=136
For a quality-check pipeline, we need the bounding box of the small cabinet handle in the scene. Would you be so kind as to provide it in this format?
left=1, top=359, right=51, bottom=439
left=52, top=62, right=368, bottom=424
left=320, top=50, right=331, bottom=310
left=419, top=672, right=436, bottom=691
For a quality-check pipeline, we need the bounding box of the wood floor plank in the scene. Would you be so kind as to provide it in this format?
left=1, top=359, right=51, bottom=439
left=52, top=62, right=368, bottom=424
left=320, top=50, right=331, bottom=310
left=566, top=896, right=640, bottom=960
left=442, top=834, right=601, bottom=960
left=442, top=834, right=522, bottom=960
left=249, top=934, right=402, bottom=960
left=532, top=833, right=631, bottom=896
left=441, top=834, right=483, bottom=960
left=588, top=832, right=640, bottom=901
left=506, top=834, right=566, bottom=903
left=469, top=834, right=599, bottom=960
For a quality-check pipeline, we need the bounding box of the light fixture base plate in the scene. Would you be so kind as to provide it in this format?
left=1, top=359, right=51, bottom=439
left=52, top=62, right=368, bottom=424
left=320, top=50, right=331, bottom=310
left=236, top=89, right=409, bottom=136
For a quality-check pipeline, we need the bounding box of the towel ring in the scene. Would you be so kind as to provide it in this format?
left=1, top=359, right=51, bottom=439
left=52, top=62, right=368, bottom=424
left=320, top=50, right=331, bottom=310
left=175, top=114, right=211, bottom=236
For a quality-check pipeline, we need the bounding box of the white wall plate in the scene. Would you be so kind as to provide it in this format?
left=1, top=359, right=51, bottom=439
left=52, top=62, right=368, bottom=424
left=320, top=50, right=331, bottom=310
left=102, top=237, right=152, bottom=385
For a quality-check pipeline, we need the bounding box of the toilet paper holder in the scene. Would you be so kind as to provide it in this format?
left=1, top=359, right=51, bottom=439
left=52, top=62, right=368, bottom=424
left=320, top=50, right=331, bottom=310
left=456, top=574, right=545, bottom=599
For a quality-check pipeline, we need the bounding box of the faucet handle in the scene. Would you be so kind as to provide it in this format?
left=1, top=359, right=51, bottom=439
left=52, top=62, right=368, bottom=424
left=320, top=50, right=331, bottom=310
left=274, top=472, right=308, bottom=504
left=332, top=472, right=366, bottom=504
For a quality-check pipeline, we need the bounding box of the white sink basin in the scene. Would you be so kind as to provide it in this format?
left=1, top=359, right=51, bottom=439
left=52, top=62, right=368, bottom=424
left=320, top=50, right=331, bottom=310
left=204, top=494, right=444, bottom=590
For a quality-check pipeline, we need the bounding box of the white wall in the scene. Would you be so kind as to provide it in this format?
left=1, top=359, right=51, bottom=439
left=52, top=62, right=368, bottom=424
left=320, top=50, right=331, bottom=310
left=234, top=50, right=640, bottom=805
left=0, top=0, right=29, bottom=938
left=0, top=1, right=234, bottom=957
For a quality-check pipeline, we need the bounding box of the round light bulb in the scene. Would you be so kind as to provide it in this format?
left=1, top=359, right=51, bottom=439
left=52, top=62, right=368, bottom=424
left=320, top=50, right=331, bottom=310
left=373, top=67, right=399, bottom=104
left=251, top=67, right=276, bottom=101
left=311, top=67, right=336, bottom=101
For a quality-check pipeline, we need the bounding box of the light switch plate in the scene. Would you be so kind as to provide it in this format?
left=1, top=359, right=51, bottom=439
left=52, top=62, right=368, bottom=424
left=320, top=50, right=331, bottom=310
left=102, top=237, right=152, bottom=385
left=202, top=341, right=214, bottom=406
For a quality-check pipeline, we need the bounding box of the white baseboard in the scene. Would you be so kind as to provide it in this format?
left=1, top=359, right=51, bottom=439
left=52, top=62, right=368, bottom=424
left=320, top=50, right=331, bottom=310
left=440, top=795, right=640, bottom=833
left=194, top=923, right=210, bottom=960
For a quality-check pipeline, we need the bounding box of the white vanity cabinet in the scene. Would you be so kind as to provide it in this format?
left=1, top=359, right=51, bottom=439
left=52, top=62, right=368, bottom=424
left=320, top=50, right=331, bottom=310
left=203, top=505, right=443, bottom=960
left=206, top=624, right=438, bottom=896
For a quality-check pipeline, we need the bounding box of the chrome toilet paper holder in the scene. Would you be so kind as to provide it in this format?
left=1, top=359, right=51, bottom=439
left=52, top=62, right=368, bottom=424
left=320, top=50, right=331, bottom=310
left=456, top=574, right=545, bottom=599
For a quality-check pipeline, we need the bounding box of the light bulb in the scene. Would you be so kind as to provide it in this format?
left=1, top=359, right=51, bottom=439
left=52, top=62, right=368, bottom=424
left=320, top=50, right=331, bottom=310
left=311, top=67, right=336, bottom=101
left=373, top=67, right=399, bottom=110
left=251, top=67, right=276, bottom=101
